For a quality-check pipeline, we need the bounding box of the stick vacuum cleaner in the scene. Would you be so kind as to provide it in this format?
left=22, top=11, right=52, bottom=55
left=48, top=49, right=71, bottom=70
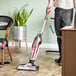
left=17, top=8, right=51, bottom=71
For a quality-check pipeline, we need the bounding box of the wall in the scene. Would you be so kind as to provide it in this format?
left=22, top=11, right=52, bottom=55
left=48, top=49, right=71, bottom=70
left=0, top=0, right=58, bottom=49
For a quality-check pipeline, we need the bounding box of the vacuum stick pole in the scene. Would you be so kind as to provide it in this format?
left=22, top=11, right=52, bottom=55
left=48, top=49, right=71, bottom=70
left=41, top=8, right=51, bottom=34
left=41, top=19, right=47, bottom=34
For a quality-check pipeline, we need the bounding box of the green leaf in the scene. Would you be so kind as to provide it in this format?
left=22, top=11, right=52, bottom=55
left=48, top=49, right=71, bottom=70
left=12, top=4, right=33, bottom=26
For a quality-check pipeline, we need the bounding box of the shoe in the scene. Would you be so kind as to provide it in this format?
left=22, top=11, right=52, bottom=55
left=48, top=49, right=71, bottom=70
left=55, top=57, right=62, bottom=66
left=58, top=61, right=62, bottom=66
left=55, top=57, right=61, bottom=63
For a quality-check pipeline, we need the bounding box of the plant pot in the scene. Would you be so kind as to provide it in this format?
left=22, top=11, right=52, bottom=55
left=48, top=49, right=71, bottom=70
left=12, top=26, right=27, bottom=40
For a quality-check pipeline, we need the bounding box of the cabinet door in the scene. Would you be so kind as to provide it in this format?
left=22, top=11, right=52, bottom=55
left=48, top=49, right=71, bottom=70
left=62, top=30, right=76, bottom=76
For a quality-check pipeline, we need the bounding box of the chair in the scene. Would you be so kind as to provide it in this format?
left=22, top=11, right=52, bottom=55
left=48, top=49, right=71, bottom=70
left=0, top=16, right=13, bottom=65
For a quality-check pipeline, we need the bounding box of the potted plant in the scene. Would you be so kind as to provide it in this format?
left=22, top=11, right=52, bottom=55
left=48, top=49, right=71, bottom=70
left=12, top=5, right=33, bottom=40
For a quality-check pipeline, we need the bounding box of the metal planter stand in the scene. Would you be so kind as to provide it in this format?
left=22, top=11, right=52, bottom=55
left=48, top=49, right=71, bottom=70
left=12, top=26, right=27, bottom=40
left=12, top=26, right=28, bottom=51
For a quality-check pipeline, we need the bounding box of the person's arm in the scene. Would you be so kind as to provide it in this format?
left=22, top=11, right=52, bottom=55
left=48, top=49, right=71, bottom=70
left=47, top=0, right=52, bottom=8
left=46, top=0, right=52, bottom=15
left=47, top=0, right=59, bottom=8
left=46, top=0, right=54, bottom=16
left=74, top=0, right=76, bottom=8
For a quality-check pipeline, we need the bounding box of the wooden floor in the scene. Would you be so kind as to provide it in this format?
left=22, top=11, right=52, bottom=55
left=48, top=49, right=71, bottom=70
left=0, top=47, right=61, bottom=76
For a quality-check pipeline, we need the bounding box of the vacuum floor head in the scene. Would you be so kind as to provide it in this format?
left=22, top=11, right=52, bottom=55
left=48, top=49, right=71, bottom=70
left=17, top=63, right=39, bottom=71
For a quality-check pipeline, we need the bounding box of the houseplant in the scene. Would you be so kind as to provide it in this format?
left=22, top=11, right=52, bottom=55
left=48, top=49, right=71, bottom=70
left=12, top=5, right=33, bottom=40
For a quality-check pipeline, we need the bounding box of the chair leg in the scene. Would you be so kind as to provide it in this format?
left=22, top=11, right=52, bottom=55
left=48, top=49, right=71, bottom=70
left=17, top=40, right=21, bottom=52
left=7, top=46, right=12, bottom=63
left=25, top=40, right=28, bottom=50
left=2, top=44, right=4, bottom=65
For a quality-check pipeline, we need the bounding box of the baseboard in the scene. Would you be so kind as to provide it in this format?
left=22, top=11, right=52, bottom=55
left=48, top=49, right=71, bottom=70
left=9, top=41, right=59, bottom=51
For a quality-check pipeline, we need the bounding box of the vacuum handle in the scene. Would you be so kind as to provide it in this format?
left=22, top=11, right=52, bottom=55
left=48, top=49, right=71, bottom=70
left=41, top=8, right=51, bottom=34
left=46, top=8, right=51, bottom=15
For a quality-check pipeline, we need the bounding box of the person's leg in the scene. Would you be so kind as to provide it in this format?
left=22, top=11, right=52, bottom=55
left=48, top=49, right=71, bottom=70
left=61, top=9, right=73, bottom=27
left=56, top=37, right=62, bottom=66
left=54, top=8, right=62, bottom=65
left=57, top=8, right=73, bottom=66
left=55, top=37, right=61, bottom=61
